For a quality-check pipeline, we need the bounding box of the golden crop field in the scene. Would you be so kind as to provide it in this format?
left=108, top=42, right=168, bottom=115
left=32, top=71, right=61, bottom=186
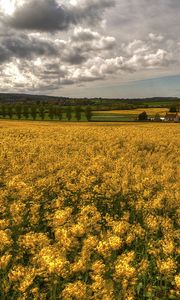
left=0, top=121, right=179, bottom=300
left=94, top=108, right=169, bottom=116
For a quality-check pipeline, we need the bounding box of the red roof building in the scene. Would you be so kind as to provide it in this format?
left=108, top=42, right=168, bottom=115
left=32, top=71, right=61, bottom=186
left=165, top=113, right=179, bottom=122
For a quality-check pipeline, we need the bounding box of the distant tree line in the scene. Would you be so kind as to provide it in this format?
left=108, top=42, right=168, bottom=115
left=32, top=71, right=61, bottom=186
left=1, top=94, right=179, bottom=107
left=0, top=104, right=92, bottom=122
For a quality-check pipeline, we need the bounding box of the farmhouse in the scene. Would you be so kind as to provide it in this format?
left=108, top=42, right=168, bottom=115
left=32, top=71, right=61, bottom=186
left=165, top=113, right=180, bottom=122
left=175, top=115, right=180, bottom=122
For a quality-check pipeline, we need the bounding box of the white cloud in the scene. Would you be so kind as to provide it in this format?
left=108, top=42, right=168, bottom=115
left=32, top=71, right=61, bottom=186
left=123, top=40, right=149, bottom=56
left=149, top=33, right=164, bottom=42
left=144, top=49, right=172, bottom=68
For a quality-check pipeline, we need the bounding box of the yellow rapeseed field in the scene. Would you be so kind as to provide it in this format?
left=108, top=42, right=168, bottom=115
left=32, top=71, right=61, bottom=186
left=94, top=108, right=169, bottom=116
left=0, top=121, right=179, bottom=300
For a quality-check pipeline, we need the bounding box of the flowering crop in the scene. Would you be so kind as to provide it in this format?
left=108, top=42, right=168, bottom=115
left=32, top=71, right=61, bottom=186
left=94, top=107, right=169, bottom=116
left=0, top=121, right=179, bottom=299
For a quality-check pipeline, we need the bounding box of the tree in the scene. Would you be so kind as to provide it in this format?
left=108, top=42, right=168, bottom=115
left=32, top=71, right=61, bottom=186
left=30, top=105, right=37, bottom=120
left=56, top=106, right=63, bottom=121
left=23, top=106, right=29, bottom=119
left=138, top=111, right=148, bottom=121
left=1, top=105, right=7, bottom=119
left=39, top=106, right=45, bottom=120
left=169, top=105, right=177, bottom=113
left=66, top=106, right=72, bottom=121
left=15, top=104, right=22, bottom=119
left=85, top=106, right=92, bottom=121
left=7, top=105, right=13, bottom=119
left=75, top=106, right=81, bottom=121
left=48, top=105, right=55, bottom=120
left=154, top=113, right=161, bottom=121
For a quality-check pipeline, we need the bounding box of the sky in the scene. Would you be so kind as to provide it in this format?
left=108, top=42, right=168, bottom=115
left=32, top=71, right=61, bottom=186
left=0, top=0, right=180, bottom=98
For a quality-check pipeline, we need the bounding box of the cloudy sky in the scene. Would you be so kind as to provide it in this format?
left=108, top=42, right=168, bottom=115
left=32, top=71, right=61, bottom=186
left=0, top=0, right=180, bottom=98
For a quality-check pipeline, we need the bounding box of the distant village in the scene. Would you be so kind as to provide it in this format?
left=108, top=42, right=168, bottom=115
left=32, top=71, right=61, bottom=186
left=138, top=105, right=180, bottom=122
left=149, top=113, right=180, bottom=122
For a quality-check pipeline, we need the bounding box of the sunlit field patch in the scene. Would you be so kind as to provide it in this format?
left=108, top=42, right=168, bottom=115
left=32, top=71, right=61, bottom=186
left=94, top=107, right=169, bottom=115
left=0, top=121, right=179, bottom=300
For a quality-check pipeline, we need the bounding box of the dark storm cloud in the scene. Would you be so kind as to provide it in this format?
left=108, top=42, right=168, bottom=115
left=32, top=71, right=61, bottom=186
left=62, top=51, right=86, bottom=65
left=5, top=0, right=115, bottom=32
left=7, top=0, right=74, bottom=31
left=61, top=27, right=116, bottom=65
left=0, top=34, right=58, bottom=63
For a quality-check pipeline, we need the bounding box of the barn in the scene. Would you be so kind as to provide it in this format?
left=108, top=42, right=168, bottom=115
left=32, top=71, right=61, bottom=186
left=164, top=113, right=179, bottom=122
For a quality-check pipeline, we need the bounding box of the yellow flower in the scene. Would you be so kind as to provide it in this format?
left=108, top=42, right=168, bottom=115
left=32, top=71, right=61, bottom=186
left=108, top=235, right=123, bottom=251
left=70, top=223, right=86, bottom=237
left=10, top=201, right=26, bottom=225
left=0, top=230, right=12, bottom=251
left=29, top=203, right=40, bottom=225
left=160, top=216, right=174, bottom=233
left=0, top=219, right=9, bottom=230
left=18, top=232, right=50, bottom=253
left=96, top=240, right=110, bottom=257
left=37, top=246, right=70, bottom=278
left=0, top=254, right=12, bottom=270
left=78, top=205, right=101, bottom=230
left=53, top=207, right=72, bottom=227
left=8, top=264, right=35, bottom=292
left=91, top=260, right=106, bottom=274
left=55, top=227, right=74, bottom=250
left=114, top=251, right=136, bottom=279
left=112, top=220, right=129, bottom=236
left=161, top=238, right=174, bottom=256
left=83, top=235, right=98, bottom=251
left=71, top=259, right=87, bottom=273
left=157, top=258, right=177, bottom=275
left=126, top=232, right=136, bottom=245
left=18, top=269, right=36, bottom=293
left=174, top=274, right=180, bottom=289
left=144, top=214, right=159, bottom=233
left=61, top=281, right=87, bottom=299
